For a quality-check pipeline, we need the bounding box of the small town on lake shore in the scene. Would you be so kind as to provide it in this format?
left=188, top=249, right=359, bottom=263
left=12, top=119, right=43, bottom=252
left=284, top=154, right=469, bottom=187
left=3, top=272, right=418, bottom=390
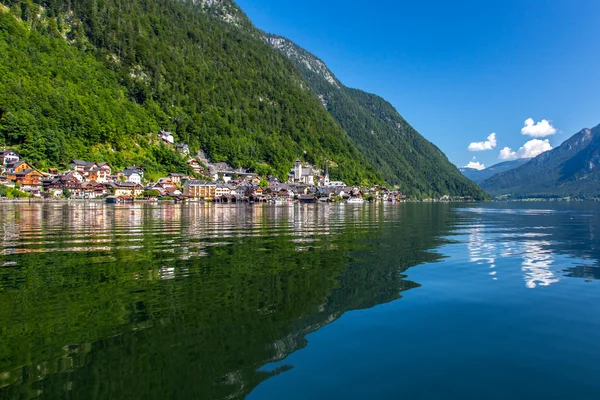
left=0, top=131, right=416, bottom=204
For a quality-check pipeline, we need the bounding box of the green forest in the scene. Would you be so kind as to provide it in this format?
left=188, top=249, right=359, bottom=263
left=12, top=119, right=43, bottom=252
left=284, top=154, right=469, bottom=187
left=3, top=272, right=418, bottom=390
left=0, top=0, right=489, bottom=197
left=0, top=0, right=381, bottom=183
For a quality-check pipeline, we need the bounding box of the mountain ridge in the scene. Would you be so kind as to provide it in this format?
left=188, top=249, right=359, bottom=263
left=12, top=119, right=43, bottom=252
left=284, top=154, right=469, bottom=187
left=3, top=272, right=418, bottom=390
left=266, top=33, right=487, bottom=199
left=460, top=159, right=531, bottom=184
left=481, top=124, right=600, bottom=198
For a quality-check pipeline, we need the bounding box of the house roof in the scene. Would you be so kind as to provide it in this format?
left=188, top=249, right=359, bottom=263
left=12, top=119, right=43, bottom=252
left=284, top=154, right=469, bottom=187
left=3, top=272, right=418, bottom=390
left=15, top=169, right=42, bottom=177
left=7, top=161, right=29, bottom=169
left=114, top=182, right=143, bottom=188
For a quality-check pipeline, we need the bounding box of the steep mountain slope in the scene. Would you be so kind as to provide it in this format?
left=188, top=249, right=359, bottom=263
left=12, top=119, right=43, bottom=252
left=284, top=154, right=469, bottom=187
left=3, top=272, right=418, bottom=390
left=267, top=34, right=487, bottom=199
left=461, top=159, right=531, bottom=184
left=0, top=0, right=380, bottom=183
left=481, top=124, right=600, bottom=198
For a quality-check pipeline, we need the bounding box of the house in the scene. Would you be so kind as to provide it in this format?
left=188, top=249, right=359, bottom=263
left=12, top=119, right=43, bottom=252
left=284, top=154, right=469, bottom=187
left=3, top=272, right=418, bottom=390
left=70, top=160, right=93, bottom=172
left=42, top=173, right=84, bottom=197
left=68, top=160, right=112, bottom=182
left=109, top=182, right=144, bottom=197
left=167, top=173, right=186, bottom=185
left=5, top=161, right=34, bottom=175
left=122, top=169, right=142, bottom=184
left=95, top=163, right=112, bottom=182
left=69, top=182, right=107, bottom=199
left=176, top=144, right=190, bottom=155
left=164, top=187, right=182, bottom=197
left=184, top=180, right=216, bottom=199
left=82, top=182, right=108, bottom=198
left=64, top=171, right=85, bottom=182
left=14, top=170, right=44, bottom=187
left=276, top=188, right=293, bottom=199
left=126, top=165, right=144, bottom=176
left=215, top=184, right=231, bottom=198
left=187, top=158, right=204, bottom=174
left=158, top=130, right=174, bottom=144
left=0, top=150, right=19, bottom=165
left=230, top=186, right=245, bottom=198
left=326, top=181, right=345, bottom=187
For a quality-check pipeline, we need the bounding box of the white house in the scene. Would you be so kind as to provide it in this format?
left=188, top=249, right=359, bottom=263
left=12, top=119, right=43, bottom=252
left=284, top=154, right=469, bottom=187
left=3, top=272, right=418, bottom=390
left=215, top=184, right=232, bottom=197
left=158, top=130, right=174, bottom=144
left=0, top=150, right=19, bottom=165
left=123, top=170, right=142, bottom=185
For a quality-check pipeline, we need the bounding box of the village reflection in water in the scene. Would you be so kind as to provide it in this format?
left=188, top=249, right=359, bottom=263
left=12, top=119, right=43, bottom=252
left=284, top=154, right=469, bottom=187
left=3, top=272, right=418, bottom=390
left=1, top=202, right=600, bottom=399
left=0, top=202, right=440, bottom=399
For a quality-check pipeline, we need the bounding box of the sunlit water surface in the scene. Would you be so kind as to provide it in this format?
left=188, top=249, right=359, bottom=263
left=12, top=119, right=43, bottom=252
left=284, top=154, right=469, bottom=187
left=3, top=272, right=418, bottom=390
left=1, top=202, right=599, bottom=399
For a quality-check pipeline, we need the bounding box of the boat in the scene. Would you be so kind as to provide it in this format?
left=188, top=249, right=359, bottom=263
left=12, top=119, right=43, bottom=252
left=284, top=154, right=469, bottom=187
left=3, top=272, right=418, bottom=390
left=346, top=197, right=365, bottom=204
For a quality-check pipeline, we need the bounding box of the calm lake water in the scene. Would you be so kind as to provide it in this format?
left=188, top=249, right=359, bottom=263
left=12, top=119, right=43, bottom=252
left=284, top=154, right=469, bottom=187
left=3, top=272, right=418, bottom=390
left=1, top=202, right=600, bottom=399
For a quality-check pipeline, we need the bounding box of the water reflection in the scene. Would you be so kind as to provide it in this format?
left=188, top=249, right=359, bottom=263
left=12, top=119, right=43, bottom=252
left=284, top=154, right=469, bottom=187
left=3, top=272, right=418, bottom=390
left=0, top=203, right=451, bottom=399
left=1, top=202, right=600, bottom=399
left=459, top=203, right=600, bottom=288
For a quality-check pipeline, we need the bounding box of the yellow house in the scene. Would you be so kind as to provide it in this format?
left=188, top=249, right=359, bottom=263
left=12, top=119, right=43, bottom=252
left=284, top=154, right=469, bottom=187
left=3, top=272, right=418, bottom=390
left=112, top=183, right=144, bottom=197
left=184, top=180, right=216, bottom=199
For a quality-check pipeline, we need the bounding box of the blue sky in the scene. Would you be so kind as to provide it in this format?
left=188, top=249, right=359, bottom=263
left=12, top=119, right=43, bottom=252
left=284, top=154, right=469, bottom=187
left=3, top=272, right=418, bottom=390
left=236, top=0, right=600, bottom=169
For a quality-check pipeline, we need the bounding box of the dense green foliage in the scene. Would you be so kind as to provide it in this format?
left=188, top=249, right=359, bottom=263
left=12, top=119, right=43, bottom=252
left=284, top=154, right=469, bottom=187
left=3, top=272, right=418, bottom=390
left=481, top=125, right=600, bottom=199
left=0, top=185, right=29, bottom=197
left=0, top=0, right=381, bottom=183
left=267, top=34, right=488, bottom=199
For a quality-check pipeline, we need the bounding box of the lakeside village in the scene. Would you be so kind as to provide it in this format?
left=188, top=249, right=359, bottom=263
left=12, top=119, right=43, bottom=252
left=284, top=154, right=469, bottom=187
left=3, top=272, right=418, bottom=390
left=0, top=132, right=408, bottom=204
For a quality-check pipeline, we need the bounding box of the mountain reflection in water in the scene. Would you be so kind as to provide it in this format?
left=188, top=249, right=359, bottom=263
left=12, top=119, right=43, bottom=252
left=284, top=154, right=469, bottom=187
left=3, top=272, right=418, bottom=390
left=0, top=203, right=450, bottom=399
left=1, top=202, right=600, bottom=399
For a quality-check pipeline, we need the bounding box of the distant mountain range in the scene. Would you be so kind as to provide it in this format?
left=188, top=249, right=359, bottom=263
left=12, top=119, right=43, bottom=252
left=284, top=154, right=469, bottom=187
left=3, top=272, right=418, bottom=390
left=460, top=159, right=531, bottom=184
left=480, top=123, right=600, bottom=199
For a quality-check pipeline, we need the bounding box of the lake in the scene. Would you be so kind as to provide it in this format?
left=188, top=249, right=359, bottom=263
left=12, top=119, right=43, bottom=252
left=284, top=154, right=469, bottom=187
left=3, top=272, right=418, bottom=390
left=1, top=202, right=599, bottom=399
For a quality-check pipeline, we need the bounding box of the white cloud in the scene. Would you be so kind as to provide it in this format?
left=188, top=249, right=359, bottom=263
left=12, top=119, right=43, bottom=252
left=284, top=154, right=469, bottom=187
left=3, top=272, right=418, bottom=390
left=521, top=118, right=557, bottom=138
left=468, top=132, right=497, bottom=151
left=498, top=139, right=552, bottom=160
left=464, top=161, right=486, bottom=170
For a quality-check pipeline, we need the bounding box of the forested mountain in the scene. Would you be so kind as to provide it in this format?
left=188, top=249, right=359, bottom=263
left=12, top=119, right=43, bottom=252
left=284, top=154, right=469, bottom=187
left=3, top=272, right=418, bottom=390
left=267, top=34, right=486, bottom=199
left=481, top=124, right=600, bottom=199
left=0, top=0, right=488, bottom=197
left=460, top=159, right=531, bottom=184
left=0, top=0, right=381, bottom=183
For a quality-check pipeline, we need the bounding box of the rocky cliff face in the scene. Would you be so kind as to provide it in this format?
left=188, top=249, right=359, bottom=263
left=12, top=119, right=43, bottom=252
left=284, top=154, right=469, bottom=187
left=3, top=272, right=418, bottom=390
left=267, top=36, right=341, bottom=88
